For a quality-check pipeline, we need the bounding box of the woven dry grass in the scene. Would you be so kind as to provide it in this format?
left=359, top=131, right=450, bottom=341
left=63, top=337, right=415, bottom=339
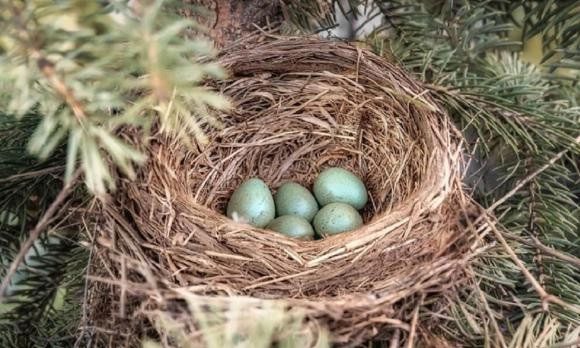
left=84, top=35, right=481, bottom=346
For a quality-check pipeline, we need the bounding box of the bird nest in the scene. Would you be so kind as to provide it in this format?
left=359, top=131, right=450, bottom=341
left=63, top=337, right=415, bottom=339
left=84, top=36, right=478, bottom=347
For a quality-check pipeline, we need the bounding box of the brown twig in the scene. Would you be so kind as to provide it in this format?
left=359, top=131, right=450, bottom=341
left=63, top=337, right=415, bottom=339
left=503, top=233, right=580, bottom=269
left=0, top=166, right=64, bottom=183
left=0, top=170, right=81, bottom=302
left=487, top=135, right=580, bottom=213
left=35, top=56, right=87, bottom=123
left=406, top=294, right=424, bottom=348
left=547, top=338, right=580, bottom=348
left=469, top=266, right=508, bottom=348
left=8, top=3, right=87, bottom=124
left=389, top=329, right=401, bottom=348
left=484, top=214, right=580, bottom=313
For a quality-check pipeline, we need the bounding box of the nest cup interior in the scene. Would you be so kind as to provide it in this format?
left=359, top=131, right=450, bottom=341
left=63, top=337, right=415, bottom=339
left=188, top=48, right=436, bottom=229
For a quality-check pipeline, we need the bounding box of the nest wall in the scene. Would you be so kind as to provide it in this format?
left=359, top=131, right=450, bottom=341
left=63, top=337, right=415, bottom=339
left=86, top=36, right=477, bottom=346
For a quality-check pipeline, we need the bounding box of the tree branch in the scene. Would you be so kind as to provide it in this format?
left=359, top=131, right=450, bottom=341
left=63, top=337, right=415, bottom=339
left=503, top=233, right=580, bottom=269
left=487, top=135, right=580, bottom=213
left=0, top=170, right=81, bottom=302
left=36, top=56, right=87, bottom=123
left=0, top=166, right=64, bottom=183
left=484, top=214, right=580, bottom=314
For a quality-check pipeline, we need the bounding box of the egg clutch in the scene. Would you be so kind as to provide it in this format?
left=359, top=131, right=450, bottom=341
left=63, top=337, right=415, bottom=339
left=226, top=167, right=368, bottom=239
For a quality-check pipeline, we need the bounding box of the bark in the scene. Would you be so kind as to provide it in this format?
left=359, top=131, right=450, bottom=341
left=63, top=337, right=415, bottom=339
left=182, top=0, right=283, bottom=47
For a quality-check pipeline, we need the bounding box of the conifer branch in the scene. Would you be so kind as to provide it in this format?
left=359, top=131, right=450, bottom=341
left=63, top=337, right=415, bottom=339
left=0, top=0, right=229, bottom=195
left=35, top=56, right=87, bottom=123
left=0, top=170, right=80, bottom=301
left=503, top=233, right=580, bottom=269
left=487, top=135, right=580, bottom=212
left=484, top=214, right=579, bottom=313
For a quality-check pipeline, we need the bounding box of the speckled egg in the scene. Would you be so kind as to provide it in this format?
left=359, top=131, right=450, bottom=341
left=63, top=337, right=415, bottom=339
left=227, top=178, right=275, bottom=228
left=267, top=215, right=314, bottom=240
left=274, top=182, right=319, bottom=221
left=313, top=167, right=368, bottom=209
left=313, top=202, right=363, bottom=236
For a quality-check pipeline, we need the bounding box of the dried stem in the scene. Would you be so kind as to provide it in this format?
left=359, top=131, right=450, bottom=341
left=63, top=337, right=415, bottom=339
left=548, top=338, right=580, bottom=348
left=0, top=166, right=64, bottom=183
left=389, top=329, right=401, bottom=348
left=406, top=294, right=424, bottom=348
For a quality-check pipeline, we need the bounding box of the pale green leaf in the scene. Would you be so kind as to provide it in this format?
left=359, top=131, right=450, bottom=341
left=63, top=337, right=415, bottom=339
left=93, top=127, right=146, bottom=179
left=37, top=126, right=66, bottom=159
left=154, top=20, right=193, bottom=41
left=80, top=135, right=113, bottom=194
left=190, top=88, right=230, bottom=110
left=27, top=115, right=60, bottom=155
left=65, top=127, right=82, bottom=184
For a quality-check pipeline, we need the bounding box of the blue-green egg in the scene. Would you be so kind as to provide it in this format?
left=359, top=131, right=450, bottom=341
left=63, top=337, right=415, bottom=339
left=227, top=178, right=275, bottom=228
left=313, top=202, right=363, bottom=236
left=313, top=167, right=368, bottom=209
left=274, top=182, right=319, bottom=221
left=267, top=215, right=314, bottom=240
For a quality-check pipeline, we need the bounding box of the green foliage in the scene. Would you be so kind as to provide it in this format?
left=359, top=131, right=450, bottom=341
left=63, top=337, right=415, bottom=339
left=0, top=0, right=228, bottom=195
left=280, top=0, right=336, bottom=33
left=518, top=1, right=580, bottom=78
left=0, top=114, right=66, bottom=224
left=433, top=0, right=580, bottom=81
left=0, top=0, right=230, bottom=345
left=507, top=314, right=580, bottom=348
left=0, top=112, right=87, bottom=347
left=0, top=235, right=87, bottom=348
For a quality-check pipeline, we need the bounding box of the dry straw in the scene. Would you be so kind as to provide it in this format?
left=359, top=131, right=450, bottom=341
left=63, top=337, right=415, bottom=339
left=84, top=34, right=482, bottom=346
